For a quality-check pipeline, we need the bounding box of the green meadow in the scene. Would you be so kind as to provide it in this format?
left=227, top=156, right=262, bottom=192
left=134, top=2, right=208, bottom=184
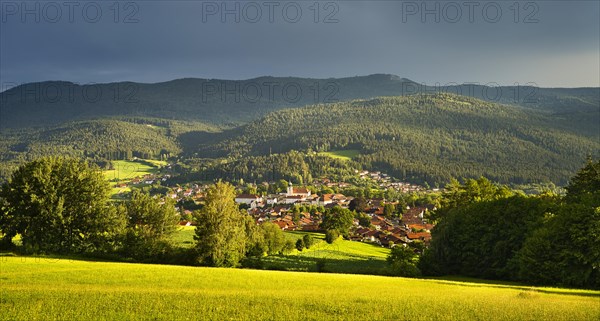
left=103, top=160, right=160, bottom=181
left=1, top=256, right=598, bottom=320
left=175, top=229, right=390, bottom=274
left=261, top=231, right=390, bottom=274
left=318, top=149, right=360, bottom=161
left=173, top=225, right=196, bottom=248
left=102, top=160, right=163, bottom=197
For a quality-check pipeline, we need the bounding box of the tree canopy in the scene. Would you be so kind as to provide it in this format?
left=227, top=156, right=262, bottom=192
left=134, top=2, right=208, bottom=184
left=0, top=157, right=121, bottom=253
left=194, top=181, right=249, bottom=267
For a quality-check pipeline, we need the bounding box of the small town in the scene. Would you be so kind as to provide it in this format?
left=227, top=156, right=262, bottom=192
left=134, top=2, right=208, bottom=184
left=110, top=164, right=436, bottom=248
left=235, top=183, right=435, bottom=248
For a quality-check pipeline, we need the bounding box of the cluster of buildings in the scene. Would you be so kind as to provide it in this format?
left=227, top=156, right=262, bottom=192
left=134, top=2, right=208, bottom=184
left=350, top=207, right=435, bottom=247
left=235, top=183, right=353, bottom=208
left=113, top=173, right=171, bottom=189
left=166, top=184, right=204, bottom=200
left=236, top=183, right=436, bottom=248
left=112, top=168, right=437, bottom=249
left=357, top=170, right=429, bottom=192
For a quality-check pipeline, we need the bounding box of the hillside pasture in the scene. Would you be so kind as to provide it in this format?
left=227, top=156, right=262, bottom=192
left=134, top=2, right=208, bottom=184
left=174, top=229, right=390, bottom=274
left=1, top=256, right=598, bottom=320
left=103, top=160, right=159, bottom=181
left=260, top=231, right=389, bottom=274
left=318, top=149, right=360, bottom=161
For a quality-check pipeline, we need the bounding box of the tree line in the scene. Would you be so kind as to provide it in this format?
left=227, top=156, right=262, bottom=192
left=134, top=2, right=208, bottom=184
left=0, top=157, right=301, bottom=266
left=1, top=157, right=598, bottom=288
left=418, top=159, right=600, bottom=289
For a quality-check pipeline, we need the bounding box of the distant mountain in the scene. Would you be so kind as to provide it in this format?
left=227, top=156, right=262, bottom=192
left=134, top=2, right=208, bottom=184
left=193, top=93, right=599, bottom=185
left=1, top=75, right=598, bottom=184
left=1, top=75, right=598, bottom=129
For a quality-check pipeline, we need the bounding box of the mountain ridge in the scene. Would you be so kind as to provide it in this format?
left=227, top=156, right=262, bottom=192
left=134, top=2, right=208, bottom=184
left=2, top=74, right=598, bottom=129
left=190, top=93, right=599, bottom=185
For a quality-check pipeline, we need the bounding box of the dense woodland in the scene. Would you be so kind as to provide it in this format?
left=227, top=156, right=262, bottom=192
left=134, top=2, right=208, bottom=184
left=1, top=93, right=597, bottom=185
left=171, top=150, right=358, bottom=185
left=194, top=94, right=599, bottom=185
left=0, top=118, right=217, bottom=180
left=421, top=159, right=600, bottom=288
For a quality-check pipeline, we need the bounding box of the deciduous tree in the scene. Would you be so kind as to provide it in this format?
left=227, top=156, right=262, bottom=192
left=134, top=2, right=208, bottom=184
left=194, top=181, right=248, bottom=267
left=0, top=157, right=122, bottom=253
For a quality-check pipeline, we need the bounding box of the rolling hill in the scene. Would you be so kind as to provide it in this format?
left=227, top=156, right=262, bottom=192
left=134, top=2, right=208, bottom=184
left=0, top=118, right=218, bottom=179
left=0, top=75, right=598, bottom=185
left=193, top=94, right=599, bottom=185
left=1, top=74, right=598, bottom=128
left=2, top=256, right=599, bottom=320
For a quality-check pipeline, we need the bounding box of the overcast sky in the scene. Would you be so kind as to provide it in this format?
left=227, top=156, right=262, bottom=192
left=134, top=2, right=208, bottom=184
left=1, top=1, right=599, bottom=87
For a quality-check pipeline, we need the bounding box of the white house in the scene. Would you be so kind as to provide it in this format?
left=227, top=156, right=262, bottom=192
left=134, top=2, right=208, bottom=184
left=283, top=195, right=304, bottom=204
left=266, top=195, right=280, bottom=205
left=235, top=194, right=263, bottom=206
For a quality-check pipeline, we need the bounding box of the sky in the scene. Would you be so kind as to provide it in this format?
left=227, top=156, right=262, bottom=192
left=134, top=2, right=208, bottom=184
left=1, top=0, right=599, bottom=88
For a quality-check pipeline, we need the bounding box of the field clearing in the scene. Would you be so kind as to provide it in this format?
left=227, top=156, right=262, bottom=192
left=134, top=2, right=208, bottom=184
left=102, top=160, right=162, bottom=197
left=175, top=229, right=390, bottom=274
left=261, top=231, right=389, bottom=274
left=143, top=159, right=168, bottom=167
left=0, top=257, right=598, bottom=320
left=318, top=149, right=360, bottom=161
left=173, top=225, right=196, bottom=248
left=283, top=231, right=389, bottom=259
left=102, top=160, right=159, bottom=181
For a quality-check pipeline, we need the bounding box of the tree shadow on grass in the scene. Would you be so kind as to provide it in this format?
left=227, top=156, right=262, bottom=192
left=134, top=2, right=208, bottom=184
left=423, top=277, right=600, bottom=298
left=247, top=242, right=389, bottom=276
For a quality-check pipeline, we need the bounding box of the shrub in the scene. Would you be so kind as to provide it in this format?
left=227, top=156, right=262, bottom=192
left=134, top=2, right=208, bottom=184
left=302, top=235, right=315, bottom=249
left=325, top=230, right=339, bottom=244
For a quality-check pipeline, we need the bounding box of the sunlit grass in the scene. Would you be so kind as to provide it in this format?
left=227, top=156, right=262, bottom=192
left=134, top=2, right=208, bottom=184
left=102, top=160, right=159, bottom=181
left=318, top=149, right=360, bottom=161
left=173, top=229, right=390, bottom=274
left=1, top=257, right=598, bottom=320
left=173, top=226, right=196, bottom=248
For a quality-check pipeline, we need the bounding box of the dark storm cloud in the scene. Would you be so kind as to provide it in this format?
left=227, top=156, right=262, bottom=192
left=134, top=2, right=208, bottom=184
left=1, top=1, right=598, bottom=87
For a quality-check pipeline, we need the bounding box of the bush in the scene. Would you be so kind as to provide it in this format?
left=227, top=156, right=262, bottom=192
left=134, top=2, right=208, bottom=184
left=302, top=235, right=315, bottom=249
left=387, top=245, right=422, bottom=277
left=281, top=240, right=296, bottom=254
left=325, top=230, right=339, bottom=244
left=295, top=239, right=305, bottom=251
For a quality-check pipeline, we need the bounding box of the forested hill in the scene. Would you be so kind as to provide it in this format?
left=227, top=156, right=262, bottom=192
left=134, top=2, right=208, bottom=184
left=1, top=75, right=598, bottom=128
left=194, top=94, right=599, bottom=186
left=0, top=119, right=217, bottom=179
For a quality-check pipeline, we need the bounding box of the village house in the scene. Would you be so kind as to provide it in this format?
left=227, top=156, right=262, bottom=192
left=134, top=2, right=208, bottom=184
left=235, top=194, right=263, bottom=208
left=284, top=195, right=304, bottom=204
left=407, top=231, right=432, bottom=242
left=266, top=195, right=280, bottom=205
left=319, top=194, right=333, bottom=206
left=286, top=183, right=311, bottom=197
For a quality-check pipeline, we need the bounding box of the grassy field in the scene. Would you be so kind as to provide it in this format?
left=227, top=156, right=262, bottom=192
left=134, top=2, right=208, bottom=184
left=103, top=160, right=160, bottom=181
left=173, top=226, right=196, bottom=248
left=1, top=256, right=598, bottom=320
left=318, top=149, right=360, bottom=161
left=263, top=231, right=389, bottom=274
left=102, top=160, right=162, bottom=197
left=175, top=228, right=390, bottom=274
